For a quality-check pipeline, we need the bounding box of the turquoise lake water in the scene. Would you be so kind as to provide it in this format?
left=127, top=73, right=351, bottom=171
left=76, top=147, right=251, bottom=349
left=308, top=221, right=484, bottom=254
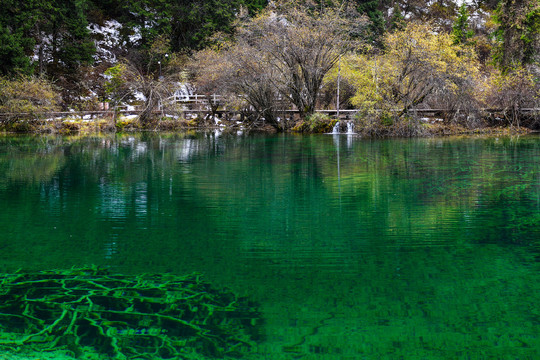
left=0, top=132, right=539, bottom=359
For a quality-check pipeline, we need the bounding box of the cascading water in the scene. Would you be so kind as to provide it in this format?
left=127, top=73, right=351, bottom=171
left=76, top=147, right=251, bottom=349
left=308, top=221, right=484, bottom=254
left=332, top=121, right=341, bottom=134
left=346, top=122, right=355, bottom=134
left=174, top=83, right=193, bottom=101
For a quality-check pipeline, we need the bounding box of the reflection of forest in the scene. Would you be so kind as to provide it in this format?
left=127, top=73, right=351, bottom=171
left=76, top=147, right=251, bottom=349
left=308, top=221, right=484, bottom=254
left=0, top=136, right=66, bottom=184
left=0, top=133, right=538, bottom=270
left=323, top=136, right=540, bottom=246
left=0, top=133, right=539, bottom=359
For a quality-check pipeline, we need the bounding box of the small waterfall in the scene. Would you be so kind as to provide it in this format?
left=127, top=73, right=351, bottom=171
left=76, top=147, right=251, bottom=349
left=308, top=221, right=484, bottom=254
left=346, top=122, right=355, bottom=134
left=332, top=121, right=341, bottom=134
left=175, top=83, right=194, bottom=101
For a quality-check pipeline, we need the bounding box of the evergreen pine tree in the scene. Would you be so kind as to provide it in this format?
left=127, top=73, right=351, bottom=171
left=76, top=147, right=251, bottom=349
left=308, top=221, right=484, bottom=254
left=0, top=1, right=37, bottom=75
left=452, top=3, right=473, bottom=45
left=389, top=3, right=405, bottom=31
left=356, top=0, right=386, bottom=47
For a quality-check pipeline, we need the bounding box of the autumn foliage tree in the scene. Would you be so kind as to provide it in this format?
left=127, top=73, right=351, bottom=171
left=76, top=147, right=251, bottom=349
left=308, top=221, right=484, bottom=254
left=252, top=6, right=356, bottom=119
left=191, top=36, right=286, bottom=128
left=0, top=76, right=60, bottom=123
left=190, top=3, right=363, bottom=130
left=340, top=23, right=481, bottom=125
left=486, top=68, right=539, bottom=128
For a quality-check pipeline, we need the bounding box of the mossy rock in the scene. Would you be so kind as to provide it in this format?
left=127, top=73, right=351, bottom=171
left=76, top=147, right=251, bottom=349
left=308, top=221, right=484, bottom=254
left=291, top=114, right=338, bottom=133
left=115, top=117, right=141, bottom=132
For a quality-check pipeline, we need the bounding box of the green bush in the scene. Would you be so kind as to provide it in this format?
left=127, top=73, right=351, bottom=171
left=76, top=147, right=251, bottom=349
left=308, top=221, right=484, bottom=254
left=292, top=113, right=336, bottom=133
left=116, top=116, right=140, bottom=131
left=301, top=113, right=337, bottom=133
left=380, top=111, right=394, bottom=126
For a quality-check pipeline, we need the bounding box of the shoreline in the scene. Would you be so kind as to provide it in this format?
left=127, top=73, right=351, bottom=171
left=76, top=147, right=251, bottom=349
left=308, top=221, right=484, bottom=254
left=0, top=116, right=537, bottom=138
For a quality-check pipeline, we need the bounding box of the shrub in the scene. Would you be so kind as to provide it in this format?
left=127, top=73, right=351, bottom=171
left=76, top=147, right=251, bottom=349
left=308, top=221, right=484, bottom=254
left=292, top=113, right=337, bottom=133
left=0, top=76, right=61, bottom=123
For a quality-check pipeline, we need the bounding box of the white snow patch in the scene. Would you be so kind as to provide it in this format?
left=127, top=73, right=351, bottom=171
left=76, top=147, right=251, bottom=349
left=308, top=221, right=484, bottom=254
left=134, top=92, right=146, bottom=101
left=129, top=27, right=143, bottom=44
left=88, top=20, right=126, bottom=63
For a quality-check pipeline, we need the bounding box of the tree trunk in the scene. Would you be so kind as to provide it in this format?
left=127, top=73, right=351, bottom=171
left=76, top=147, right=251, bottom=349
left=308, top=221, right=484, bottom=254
left=140, top=92, right=159, bottom=126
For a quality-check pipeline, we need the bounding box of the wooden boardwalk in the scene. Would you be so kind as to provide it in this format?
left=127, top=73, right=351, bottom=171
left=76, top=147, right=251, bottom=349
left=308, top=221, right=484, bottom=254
left=1, top=92, right=539, bottom=122
left=2, top=108, right=538, bottom=122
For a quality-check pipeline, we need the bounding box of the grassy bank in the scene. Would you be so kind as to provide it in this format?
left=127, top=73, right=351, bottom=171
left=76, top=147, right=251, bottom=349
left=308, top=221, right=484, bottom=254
left=290, top=114, right=535, bottom=137
left=0, top=114, right=536, bottom=137
left=0, top=116, right=197, bottom=134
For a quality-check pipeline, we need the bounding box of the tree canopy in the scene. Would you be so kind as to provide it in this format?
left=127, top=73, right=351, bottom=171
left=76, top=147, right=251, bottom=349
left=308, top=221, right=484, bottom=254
left=0, top=0, right=538, bottom=122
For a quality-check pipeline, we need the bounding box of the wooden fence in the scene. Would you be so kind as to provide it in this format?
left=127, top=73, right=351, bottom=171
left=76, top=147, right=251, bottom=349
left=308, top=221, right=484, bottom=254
left=1, top=93, right=539, bottom=122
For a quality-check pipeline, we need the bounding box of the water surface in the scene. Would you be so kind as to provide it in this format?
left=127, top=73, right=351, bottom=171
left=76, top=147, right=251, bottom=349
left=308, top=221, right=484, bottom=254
left=0, top=132, right=539, bottom=359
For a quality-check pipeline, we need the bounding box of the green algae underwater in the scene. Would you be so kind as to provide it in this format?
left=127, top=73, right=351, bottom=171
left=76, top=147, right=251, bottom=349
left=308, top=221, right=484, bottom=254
left=0, top=267, right=260, bottom=359
left=0, top=132, right=539, bottom=359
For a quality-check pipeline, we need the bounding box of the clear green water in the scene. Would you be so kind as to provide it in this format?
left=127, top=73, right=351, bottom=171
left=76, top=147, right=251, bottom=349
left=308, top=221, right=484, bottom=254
left=0, top=132, right=539, bottom=359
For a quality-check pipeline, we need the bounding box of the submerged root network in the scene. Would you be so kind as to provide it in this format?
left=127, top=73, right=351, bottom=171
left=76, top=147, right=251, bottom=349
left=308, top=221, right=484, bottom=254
left=0, top=267, right=261, bottom=359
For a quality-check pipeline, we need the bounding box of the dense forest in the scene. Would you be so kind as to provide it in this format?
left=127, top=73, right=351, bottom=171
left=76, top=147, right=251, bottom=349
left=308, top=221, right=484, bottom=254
left=1, top=0, right=539, bottom=133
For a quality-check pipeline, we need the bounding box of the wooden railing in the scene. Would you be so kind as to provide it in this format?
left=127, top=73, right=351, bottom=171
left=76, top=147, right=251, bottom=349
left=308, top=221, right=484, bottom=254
left=1, top=94, right=539, bottom=122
